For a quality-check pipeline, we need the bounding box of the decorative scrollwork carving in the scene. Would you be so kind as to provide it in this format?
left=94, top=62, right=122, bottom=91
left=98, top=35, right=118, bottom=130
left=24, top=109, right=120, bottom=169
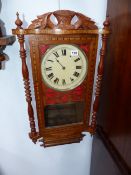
left=28, top=10, right=98, bottom=30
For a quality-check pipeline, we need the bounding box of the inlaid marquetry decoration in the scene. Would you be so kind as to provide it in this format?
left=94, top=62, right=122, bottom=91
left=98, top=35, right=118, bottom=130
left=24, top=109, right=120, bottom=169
left=12, top=10, right=110, bottom=147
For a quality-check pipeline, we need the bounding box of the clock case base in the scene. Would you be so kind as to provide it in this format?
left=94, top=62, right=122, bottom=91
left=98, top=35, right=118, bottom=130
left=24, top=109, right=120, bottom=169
left=30, top=125, right=86, bottom=147
left=12, top=10, right=110, bottom=147
left=29, top=126, right=94, bottom=147
left=43, top=135, right=84, bottom=147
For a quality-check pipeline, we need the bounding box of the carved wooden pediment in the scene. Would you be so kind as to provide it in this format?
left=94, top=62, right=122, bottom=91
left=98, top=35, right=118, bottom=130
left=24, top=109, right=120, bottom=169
left=28, top=10, right=98, bottom=30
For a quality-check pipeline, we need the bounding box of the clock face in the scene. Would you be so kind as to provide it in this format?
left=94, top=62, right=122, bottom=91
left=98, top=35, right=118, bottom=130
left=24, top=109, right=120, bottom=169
left=41, top=44, right=87, bottom=91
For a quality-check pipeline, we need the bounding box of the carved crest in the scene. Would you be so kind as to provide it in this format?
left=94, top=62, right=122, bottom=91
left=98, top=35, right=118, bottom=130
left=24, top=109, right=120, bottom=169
left=28, top=10, right=98, bottom=30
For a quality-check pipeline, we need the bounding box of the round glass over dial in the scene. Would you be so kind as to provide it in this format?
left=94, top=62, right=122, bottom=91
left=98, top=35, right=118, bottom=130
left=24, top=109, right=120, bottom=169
left=41, top=44, right=88, bottom=91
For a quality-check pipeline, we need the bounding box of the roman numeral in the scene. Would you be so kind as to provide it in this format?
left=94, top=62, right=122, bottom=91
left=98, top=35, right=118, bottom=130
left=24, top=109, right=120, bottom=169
left=62, top=79, right=66, bottom=85
left=73, top=72, right=80, bottom=77
left=62, top=49, right=66, bottom=56
left=76, top=66, right=82, bottom=69
left=46, top=67, right=52, bottom=71
left=74, top=58, right=80, bottom=62
left=54, top=78, right=59, bottom=84
left=53, top=52, right=59, bottom=57
left=47, top=60, right=54, bottom=62
left=70, top=77, right=74, bottom=82
left=48, top=73, right=54, bottom=79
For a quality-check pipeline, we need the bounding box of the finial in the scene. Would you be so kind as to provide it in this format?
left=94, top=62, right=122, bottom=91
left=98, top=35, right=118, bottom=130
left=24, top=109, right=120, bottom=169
left=103, top=15, right=110, bottom=30
left=15, top=12, right=23, bottom=29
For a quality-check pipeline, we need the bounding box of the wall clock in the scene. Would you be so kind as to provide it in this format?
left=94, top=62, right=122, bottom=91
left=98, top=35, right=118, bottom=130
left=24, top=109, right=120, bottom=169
left=12, top=10, right=110, bottom=147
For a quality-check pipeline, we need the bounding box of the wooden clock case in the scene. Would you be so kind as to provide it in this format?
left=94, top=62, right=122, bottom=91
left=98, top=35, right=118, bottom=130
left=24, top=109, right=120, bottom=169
left=12, top=10, right=110, bottom=147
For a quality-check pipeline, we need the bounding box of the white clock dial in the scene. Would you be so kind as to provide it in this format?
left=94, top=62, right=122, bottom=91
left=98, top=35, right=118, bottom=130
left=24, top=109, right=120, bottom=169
left=41, top=44, right=88, bottom=91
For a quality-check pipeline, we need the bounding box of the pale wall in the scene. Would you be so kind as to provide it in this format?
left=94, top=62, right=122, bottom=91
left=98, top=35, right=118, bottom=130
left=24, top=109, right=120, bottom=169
left=0, top=1, right=107, bottom=175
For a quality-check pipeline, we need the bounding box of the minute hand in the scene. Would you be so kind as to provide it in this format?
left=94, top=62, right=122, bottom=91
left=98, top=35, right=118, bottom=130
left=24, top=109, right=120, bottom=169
left=55, top=58, right=65, bottom=70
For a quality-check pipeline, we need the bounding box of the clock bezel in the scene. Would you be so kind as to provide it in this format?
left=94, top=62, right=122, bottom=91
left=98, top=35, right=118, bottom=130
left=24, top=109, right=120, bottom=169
left=41, top=44, right=88, bottom=92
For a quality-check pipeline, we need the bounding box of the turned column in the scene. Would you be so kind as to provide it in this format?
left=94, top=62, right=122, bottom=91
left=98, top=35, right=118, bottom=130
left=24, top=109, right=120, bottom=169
left=15, top=12, right=38, bottom=143
left=91, top=17, right=110, bottom=133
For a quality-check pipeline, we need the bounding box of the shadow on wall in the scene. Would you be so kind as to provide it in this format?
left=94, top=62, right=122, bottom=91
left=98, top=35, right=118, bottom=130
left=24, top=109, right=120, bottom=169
left=0, top=167, right=5, bottom=175
left=22, top=13, right=30, bottom=50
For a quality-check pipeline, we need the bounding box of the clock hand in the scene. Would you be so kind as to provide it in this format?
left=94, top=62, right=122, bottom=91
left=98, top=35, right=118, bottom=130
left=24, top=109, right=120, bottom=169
left=55, top=58, right=65, bottom=70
